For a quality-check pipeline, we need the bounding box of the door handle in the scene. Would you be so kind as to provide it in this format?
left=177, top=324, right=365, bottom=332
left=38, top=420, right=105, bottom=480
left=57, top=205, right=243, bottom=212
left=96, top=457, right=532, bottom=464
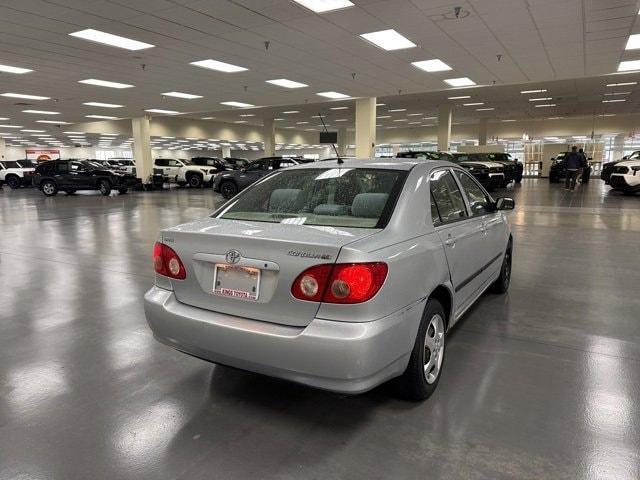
left=444, top=236, right=456, bottom=247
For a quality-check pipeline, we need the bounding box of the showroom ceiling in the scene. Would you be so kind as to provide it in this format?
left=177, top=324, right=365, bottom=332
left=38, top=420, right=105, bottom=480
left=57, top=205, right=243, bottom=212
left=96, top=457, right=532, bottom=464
left=1, top=0, right=640, bottom=131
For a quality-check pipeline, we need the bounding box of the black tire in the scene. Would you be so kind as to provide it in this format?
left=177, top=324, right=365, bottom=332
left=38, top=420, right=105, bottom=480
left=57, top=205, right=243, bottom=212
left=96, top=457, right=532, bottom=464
left=397, top=298, right=446, bottom=401
left=65, top=189, right=76, bottom=195
left=6, top=175, right=21, bottom=189
left=98, top=179, right=111, bottom=196
left=187, top=173, right=203, bottom=188
left=220, top=180, right=238, bottom=199
left=118, top=187, right=128, bottom=194
left=177, top=181, right=187, bottom=187
left=491, top=240, right=512, bottom=294
left=41, top=180, right=58, bottom=197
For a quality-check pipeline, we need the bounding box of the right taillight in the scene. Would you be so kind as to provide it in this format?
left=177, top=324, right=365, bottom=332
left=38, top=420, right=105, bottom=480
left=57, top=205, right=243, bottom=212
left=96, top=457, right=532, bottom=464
left=291, top=262, right=388, bottom=304
left=153, top=242, right=186, bottom=280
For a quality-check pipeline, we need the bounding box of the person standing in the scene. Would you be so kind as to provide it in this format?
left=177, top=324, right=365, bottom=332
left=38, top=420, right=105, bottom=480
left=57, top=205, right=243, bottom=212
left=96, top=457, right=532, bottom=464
left=564, top=146, right=582, bottom=191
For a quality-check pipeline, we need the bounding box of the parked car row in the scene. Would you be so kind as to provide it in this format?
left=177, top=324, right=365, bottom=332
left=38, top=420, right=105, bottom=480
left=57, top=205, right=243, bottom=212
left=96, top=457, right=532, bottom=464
left=601, top=151, right=640, bottom=195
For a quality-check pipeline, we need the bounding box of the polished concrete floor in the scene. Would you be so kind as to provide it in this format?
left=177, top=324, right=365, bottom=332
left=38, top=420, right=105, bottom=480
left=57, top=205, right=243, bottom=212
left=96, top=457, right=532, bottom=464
left=1, top=179, right=639, bottom=480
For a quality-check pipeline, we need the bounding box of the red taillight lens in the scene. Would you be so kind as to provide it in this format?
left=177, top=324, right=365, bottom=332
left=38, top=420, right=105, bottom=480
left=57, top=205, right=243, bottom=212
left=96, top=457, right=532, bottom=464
left=153, top=242, right=186, bottom=280
left=291, top=262, right=387, bottom=304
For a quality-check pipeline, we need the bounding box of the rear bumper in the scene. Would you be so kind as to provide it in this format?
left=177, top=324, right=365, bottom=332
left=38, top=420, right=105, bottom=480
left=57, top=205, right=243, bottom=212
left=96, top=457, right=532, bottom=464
left=144, top=286, right=419, bottom=394
left=610, top=174, right=640, bottom=192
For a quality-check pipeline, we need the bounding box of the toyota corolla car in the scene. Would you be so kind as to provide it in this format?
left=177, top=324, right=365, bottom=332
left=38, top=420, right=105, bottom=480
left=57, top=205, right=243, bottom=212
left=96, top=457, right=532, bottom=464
left=144, top=159, right=514, bottom=400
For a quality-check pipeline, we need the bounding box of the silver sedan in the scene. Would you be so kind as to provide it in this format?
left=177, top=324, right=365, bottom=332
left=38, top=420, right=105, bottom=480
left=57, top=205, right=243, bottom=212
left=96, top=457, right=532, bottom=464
left=144, top=159, right=514, bottom=400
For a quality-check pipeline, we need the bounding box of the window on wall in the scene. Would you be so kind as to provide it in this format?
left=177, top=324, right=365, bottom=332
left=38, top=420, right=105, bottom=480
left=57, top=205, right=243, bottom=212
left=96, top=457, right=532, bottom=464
left=96, top=150, right=133, bottom=160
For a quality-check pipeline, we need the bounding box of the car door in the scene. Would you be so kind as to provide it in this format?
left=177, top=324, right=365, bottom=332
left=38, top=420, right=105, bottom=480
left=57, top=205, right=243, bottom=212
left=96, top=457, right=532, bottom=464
left=453, top=169, right=505, bottom=283
left=54, top=161, right=73, bottom=187
left=68, top=161, right=91, bottom=187
left=430, top=168, right=487, bottom=311
left=238, top=160, right=268, bottom=189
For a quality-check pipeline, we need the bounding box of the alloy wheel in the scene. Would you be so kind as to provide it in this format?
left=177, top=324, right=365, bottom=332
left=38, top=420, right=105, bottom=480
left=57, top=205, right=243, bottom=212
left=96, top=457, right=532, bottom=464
left=43, top=183, right=55, bottom=195
left=423, top=314, right=445, bottom=384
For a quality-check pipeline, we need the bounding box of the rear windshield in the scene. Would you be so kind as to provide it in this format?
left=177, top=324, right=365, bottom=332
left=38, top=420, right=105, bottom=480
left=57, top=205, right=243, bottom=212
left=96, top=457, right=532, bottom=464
left=216, top=168, right=407, bottom=228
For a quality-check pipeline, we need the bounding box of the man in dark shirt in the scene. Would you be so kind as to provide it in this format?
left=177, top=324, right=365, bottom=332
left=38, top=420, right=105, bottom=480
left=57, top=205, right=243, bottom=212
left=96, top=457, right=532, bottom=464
left=564, top=146, right=584, bottom=191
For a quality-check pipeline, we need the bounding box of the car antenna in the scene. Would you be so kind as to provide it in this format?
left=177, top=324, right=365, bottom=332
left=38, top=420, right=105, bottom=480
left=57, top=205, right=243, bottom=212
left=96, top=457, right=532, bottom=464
left=318, top=112, right=343, bottom=164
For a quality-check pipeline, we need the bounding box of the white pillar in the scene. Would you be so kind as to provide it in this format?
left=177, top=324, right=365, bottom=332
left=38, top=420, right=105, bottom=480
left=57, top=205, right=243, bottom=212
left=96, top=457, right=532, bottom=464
left=438, top=104, right=452, bottom=152
left=132, top=116, right=152, bottom=182
left=221, top=145, right=231, bottom=158
left=478, top=118, right=488, bottom=146
left=337, top=127, right=348, bottom=156
left=355, top=97, right=376, bottom=158
left=0, top=138, right=5, bottom=160
left=611, top=134, right=625, bottom=161
left=263, top=118, right=275, bottom=157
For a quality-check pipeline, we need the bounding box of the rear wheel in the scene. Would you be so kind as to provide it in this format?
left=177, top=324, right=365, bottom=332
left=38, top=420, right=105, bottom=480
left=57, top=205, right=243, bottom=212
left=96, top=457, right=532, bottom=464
left=6, top=175, right=20, bottom=189
left=41, top=180, right=58, bottom=196
left=491, top=241, right=512, bottom=294
left=187, top=173, right=203, bottom=188
left=397, top=299, right=446, bottom=401
left=98, top=180, right=111, bottom=196
left=220, top=180, right=238, bottom=199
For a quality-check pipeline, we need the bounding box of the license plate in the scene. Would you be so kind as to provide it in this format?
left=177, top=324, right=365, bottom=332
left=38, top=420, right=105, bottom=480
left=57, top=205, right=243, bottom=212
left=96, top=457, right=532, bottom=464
left=213, top=264, right=260, bottom=300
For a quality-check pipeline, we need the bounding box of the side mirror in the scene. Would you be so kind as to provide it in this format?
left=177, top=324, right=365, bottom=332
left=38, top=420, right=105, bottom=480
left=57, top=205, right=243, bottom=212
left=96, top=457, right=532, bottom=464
left=240, top=168, right=246, bottom=173
left=588, top=157, right=593, bottom=161
left=495, top=197, right=515, bottom=211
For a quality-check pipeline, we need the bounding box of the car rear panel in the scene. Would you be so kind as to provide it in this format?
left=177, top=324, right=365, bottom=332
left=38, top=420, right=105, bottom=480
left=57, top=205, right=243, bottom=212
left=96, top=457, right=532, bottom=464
left=161, top=218, right=377, bottom=327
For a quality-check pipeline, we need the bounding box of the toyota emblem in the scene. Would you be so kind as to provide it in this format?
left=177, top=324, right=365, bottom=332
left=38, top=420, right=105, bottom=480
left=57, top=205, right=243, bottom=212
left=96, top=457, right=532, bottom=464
left=225, top=249, right=241, bottom=264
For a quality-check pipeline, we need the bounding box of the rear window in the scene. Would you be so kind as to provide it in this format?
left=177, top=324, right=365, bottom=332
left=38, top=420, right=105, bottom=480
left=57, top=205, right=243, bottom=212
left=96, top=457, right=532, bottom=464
left=216, top=168, right=407, bottom=228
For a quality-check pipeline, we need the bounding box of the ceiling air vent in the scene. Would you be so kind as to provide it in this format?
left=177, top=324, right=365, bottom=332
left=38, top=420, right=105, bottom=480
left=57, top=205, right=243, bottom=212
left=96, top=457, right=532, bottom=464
left=430, top=6, right=471, bottom=22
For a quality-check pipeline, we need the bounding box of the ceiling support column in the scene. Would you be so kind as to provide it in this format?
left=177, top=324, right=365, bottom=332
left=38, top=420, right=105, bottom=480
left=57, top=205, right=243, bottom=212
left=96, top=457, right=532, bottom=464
left=0, top=138, right=6, bottom=160
left=132, top=115, right=152, bottom=183
left=263, top=118, right=276, bottom=157
left=438, top=104, right=452, bottom=152
left=611, top=134, right=625, bottom=161
left=479, top=118, right=488, bottom=146
left=337, top=127, right=348, bottom=157
left=221, top=145, right=231, bottom=158
left=355, top=97, right=376, bottom=158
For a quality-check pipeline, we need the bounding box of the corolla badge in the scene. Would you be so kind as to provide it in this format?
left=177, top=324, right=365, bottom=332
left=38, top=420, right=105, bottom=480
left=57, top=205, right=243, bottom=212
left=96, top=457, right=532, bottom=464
left=225, top=249, right=241, bottom=264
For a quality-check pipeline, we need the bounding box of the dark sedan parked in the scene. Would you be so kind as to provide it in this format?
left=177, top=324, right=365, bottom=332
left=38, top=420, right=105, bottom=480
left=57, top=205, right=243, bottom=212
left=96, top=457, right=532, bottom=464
left=213, top=157, right=302, bottom=198
left=33, top=159, right=139, bottom=196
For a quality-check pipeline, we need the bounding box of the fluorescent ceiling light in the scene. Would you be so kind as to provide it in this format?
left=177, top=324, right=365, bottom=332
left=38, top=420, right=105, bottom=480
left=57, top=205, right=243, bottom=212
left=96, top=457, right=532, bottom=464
left=22, top=110, right=59, bottom=115
left=423, top=117, right=437, bottom=120
left=520, top=89, right=547, bottom=94
left=190, top=59, right=247, bottom=73
left=0, top=125, right=23, bottom=129
left=604, top=92, right=630, bottom=96
left=221, top=101, right=254, bottom=108
left=463, top=102, right=483, bottom=106
left=534, top=104, right=556, bottom=108
left=388, top=108, right=406, bottom=112
left=618, top=60, right=640, bottom=71
left=412, top=59, right=452, bottom=72
left=330, top=106, right=349, bottom=110
left=316, top=91, right=350, bottom=99
left=407, top=113, right=423, bottom=116
left=36, top=120, right=70, bottom=124
left=234, top=120, right=248, bottom=124
left=444, top=77, right=476, bottom=87
left=86, top=114, right=120, bottom=119
left=393, top=119, right=408, bottom=122
left=64, top=131, right=84, bottom=134
left=476, top=108, right=495, bottom=111
left=335, top=119, right=348, bottom=122
left=282, top=110, right=300, bottom=114
left=448, top=95, right=471, bottom=100
left=21, top=129, right=46, bottom=132
left=376, top=103, right=385, bottom=106
left=161, top=91, right=202, bottom=99
left=296, top=121, right=309, bottom=124
left=239, top=114, right=255, bottom=117
left=291, top=0, right=353, bottom=13
left=360, top=29, right=416, bottom=51
left=529, top=97, right=553, bottom=102
left=79, top=79, right=133, bottom=89
left=1, top=92, right=49, bottom=100
left=82, top=102, right=124, bottom=108
left=144, top=109, right=181, bottom=114
left=501, top=119, right=516, bottom=122
left=265, top=78, right=308, bottom=89
left=0, top=63, right=32, bottom=74
left=376, top=115, right=391, bottom=119
left=626, top=34, right=640, bottom=50
left=606, top=82, right=636, bottom=87
left=602, top=99, right=626, bottom=103
left=201, top=117, right=215, bottom=120
left=69, top=29, right=154, bottom=50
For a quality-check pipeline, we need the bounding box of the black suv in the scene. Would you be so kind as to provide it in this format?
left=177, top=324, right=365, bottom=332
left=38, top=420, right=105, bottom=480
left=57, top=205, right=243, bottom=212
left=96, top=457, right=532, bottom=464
left=190, top=157, right=237, bottom=171
left=478, top=153, right=523, bottom=184
left=549, top=152, right=592, bottom=184
left=213, top=157, right=303, bottom=198
left=33, top=159, right=138, bottom=196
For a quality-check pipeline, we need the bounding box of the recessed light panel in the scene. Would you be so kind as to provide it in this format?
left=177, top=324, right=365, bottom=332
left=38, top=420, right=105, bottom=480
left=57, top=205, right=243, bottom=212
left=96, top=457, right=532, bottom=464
left=626, top=34, right=640, bottom=50
left=412, top=59, right=452, bottom=72
left=444, top=77, right=476, bottom=87
left=292, top=0, right=353, bottom=13
left=0, top=64, right=32, bottom=74
left=69, top=29, right=154, bottom=50
left=22, top=110, right=59, bottom=115
left=78, top=79, right=133, bottom=89
left=161, top=91, right=202, bottom=99
left=534, top=104, right=556, bottom=108
left=463, top=102, right=483, bottom=106
left=448, top=95, right=471, bottom=100
left=520, top=89, right=547, bottom=94
left=36, top=120, right=70, bottom=124
left=266, top=79, right=308, bottom=89
left=221, top=101, right=255, bottom=108
left=606, top=82, right=637, bottom=87
left=618, top=60, right=640, bottom=71
left=190, top=59, right=247, bottom=73
left=529, top=97, right=553, bottom=101
left=1, top=93, right=49, bottom=100
left=82, top=102, right=124, bottom=108
left=602, top=99, right=626, bottom=103
left=360, top=29, right=416, bottom=51
left=316, top=91, right=350, bottom=99
left=86, top=114, right=121, bottom=119
left=0, top=125, right=23, bottom=129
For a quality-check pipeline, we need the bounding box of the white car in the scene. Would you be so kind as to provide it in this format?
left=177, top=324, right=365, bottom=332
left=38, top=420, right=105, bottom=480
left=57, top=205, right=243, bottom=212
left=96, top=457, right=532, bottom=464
left=154, top=158, right=215, bottom=188
left=0, top=160, right=35, bottom=189
left=609, top=159, right=640, bottom=195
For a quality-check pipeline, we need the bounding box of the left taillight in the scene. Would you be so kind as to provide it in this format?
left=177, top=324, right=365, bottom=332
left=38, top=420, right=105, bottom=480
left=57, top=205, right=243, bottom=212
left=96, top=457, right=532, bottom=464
left=153, top=242, right=186, bottom=280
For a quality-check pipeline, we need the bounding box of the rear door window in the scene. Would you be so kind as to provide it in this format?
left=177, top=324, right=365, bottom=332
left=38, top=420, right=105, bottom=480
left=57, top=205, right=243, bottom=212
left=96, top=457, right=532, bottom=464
left=56, top=162, right=69, bottom=174
left=430, top=170, right=468, bottom=224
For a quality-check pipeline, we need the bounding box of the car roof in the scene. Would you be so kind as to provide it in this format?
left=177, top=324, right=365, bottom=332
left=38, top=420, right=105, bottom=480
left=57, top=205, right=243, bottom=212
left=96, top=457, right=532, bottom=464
left=286, top=157, right=453, bottom=172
